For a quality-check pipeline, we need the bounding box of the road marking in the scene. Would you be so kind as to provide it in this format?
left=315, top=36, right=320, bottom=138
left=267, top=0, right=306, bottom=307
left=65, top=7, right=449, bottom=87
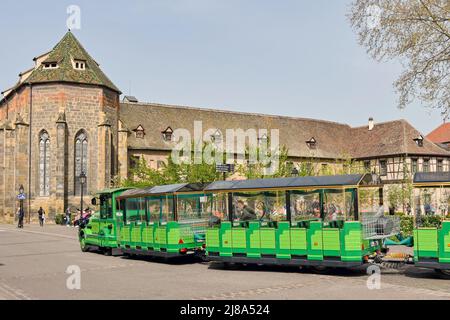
left=0, top=227, right=77, bottom=240
left=0, top=283, right=32, bottom=300
left=1, top=249, right=81, bottom=259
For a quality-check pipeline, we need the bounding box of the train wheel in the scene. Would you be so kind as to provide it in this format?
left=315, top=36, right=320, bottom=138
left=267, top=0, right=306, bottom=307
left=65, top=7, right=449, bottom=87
left=312, top=266, right=330, bottom=274
left=435, top=269, right=450, bottom=279
left=103, top=248, right=112, bottom=256
left=80, top=236, right=88, bottom=252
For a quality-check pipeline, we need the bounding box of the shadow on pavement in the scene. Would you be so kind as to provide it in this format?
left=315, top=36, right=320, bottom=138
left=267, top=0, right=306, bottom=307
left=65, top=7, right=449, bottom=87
left=208, top=261, right=367, bottom=277
left=119, top=253, right=202, bottom=265
left=403, top=266, right=448, bottom=280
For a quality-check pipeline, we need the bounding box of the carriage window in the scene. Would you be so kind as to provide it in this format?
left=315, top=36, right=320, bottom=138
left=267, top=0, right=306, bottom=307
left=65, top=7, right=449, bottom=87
left=146, top=196, right=175, bottom=223
left=323, top=190, right=354, bottom=222
left=233, top=191, right=286, bottom=223
left=99, top=194, right=113, bottom=219
left=359, top=188, right=383, bottom=216
left=125, top=198, right=146, bottom=224
left=147, top=197, right=161, bottom=223
left=177, top=194, right=211, bottom=222
left=160, top=196, right=174, bottom=223
left=290, top=190, right=321, bottom=224
left=210, top=193, right=229, bottom=223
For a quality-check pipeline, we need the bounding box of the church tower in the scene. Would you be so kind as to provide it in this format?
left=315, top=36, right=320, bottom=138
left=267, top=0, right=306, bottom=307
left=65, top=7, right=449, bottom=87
left=0, top=31, right=121, bottom=221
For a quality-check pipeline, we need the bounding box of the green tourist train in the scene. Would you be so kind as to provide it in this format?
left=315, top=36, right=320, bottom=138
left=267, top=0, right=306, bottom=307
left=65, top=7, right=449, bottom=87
left=78, top=172, right=450, bottom=277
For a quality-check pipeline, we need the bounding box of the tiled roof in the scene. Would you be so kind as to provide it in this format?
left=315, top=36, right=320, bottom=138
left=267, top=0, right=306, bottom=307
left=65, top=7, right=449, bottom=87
left=119, top=102, right=450, bottom=159
left=120, top=102, right=354, bottom=159
left=3, top=31, right=120, bottom=96
left=426, top=122, right=450, bottom=144
left=349, top=120, right=450, bottom=158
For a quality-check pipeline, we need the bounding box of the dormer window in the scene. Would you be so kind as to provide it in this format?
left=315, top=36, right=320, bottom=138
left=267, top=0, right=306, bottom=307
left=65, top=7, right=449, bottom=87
left=162, top=127, right=173, bottom=141
left=414, top=135, right=424, bottom=147
left=43, top=62, right=58, bottom=69
left=211, top=129, right=222, bottom=143
left=306, top=137, right=317, bottom=149
left=133, top=125, right=145, bottom=139
left=73, top=59, right=86, bottom=70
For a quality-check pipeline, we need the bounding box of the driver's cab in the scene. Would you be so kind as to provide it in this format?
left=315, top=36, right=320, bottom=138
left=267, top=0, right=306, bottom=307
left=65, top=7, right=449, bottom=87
left=84, top=188, right=132, bottom=242
left=91, top=193, right=114, bottom=220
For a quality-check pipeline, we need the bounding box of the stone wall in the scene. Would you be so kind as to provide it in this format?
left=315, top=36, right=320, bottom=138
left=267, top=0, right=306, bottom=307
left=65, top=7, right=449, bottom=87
left=0, top=82, right=120, bottom=223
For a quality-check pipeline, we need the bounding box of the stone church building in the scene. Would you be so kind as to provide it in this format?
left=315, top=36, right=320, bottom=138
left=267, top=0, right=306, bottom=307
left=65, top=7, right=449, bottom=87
left=1, top=32, right=449, bottom=222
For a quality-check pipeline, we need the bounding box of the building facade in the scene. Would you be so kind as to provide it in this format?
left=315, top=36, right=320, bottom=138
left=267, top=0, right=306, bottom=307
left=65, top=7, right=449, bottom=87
left=1, top=32, right=449, bottom=222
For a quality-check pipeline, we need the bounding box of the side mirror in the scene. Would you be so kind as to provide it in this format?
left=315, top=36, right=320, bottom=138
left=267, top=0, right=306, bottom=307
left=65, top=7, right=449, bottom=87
left=91, top=198, right=97, bottom=205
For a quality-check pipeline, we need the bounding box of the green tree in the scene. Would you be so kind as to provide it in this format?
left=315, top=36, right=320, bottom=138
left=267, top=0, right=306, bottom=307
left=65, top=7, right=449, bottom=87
left=120, top=141, right=226, bottom=188
left=236, top=143, right=293, bottom=179
left=348, top=0, right=450, bottom=117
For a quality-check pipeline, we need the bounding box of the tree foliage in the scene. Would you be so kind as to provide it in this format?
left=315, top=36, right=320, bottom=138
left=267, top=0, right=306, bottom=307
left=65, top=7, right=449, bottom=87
left=348, top=0, right=450, bottom=116
left=120, top=140, right=298, bottom=188
left=236, top=143, right=293, bottom=179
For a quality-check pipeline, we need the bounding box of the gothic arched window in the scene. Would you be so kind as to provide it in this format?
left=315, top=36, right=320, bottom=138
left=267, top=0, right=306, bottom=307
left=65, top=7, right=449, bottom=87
left=75, top=130, right=88, bottom=195
left=39, top=131, right=50, bottom=196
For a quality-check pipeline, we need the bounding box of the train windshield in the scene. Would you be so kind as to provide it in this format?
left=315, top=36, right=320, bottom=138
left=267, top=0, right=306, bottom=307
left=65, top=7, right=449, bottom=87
left=99, top=194, right=113, bottom=219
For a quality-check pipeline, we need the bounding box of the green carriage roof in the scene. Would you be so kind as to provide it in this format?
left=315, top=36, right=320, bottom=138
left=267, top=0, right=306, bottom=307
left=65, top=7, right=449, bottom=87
left=96, top=187, right=134, bottom=195
left=117, top=183, right=209, bottom=199
left=204, top=174, right=373, bottom=192
left=115, top=174, right=377, bottom=199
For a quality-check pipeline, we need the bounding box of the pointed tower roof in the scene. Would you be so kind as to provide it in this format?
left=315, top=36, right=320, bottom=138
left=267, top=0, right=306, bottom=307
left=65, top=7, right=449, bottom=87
left=24, top=31, right=121, bottom=93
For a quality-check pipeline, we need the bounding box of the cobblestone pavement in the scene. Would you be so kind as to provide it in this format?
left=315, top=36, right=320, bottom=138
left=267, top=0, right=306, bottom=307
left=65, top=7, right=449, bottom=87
left=0, top=224, right=449, bottom=300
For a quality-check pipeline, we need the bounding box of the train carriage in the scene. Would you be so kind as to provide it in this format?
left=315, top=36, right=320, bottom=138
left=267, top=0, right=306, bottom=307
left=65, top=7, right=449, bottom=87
left=204, top=173, right=398, bottom=269
left=115, top=183, right=211, bottom=258
left=412, top=172, right=450, bottom=276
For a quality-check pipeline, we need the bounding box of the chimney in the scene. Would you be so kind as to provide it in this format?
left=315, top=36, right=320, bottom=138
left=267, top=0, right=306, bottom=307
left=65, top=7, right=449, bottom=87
left=368, top=117, right=374, bottom=131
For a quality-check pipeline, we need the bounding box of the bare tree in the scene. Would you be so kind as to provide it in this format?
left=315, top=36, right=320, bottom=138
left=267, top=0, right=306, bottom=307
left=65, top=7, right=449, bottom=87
left=348, top=0, right=449, bottom=117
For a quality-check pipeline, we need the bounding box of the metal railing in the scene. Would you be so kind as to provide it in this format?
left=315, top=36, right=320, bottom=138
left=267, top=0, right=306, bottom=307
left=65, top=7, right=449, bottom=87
left=361, top=212, right=400, bottom=240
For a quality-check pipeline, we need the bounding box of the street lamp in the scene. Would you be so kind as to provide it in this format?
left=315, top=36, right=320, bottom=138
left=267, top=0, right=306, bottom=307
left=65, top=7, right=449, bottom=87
left=79, top=172, right=86, bottom=223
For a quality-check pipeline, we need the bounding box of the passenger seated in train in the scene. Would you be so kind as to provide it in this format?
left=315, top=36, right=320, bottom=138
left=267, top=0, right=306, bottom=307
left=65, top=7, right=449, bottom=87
left=209, top=210, right=224, bottom=226
left=236, top=200, right=257, bottom=221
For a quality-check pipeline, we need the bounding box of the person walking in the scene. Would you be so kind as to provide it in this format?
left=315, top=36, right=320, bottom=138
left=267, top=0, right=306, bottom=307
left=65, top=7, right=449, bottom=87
left=17, top=207, right=24, bottom=228
left=38, top=207, right=45, bottom=227
left=65, top=207, right=72, bottom=227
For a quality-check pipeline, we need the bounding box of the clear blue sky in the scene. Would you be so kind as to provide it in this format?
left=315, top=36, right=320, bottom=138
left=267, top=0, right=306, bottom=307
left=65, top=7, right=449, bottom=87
left=0, top=0, right=444, bottom=134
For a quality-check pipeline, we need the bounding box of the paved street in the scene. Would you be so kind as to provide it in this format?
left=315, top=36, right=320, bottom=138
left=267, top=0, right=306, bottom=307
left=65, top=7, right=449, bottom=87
left=0, top=223, right=449, bottom=300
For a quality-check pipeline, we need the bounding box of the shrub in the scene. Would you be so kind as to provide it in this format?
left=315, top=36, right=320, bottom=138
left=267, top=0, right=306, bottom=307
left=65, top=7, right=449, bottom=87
left=400, top=216, right=414, bottom=236
left=55, top=214, right=65, bottom=225
left=416, top=215, right=442, bottom=228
